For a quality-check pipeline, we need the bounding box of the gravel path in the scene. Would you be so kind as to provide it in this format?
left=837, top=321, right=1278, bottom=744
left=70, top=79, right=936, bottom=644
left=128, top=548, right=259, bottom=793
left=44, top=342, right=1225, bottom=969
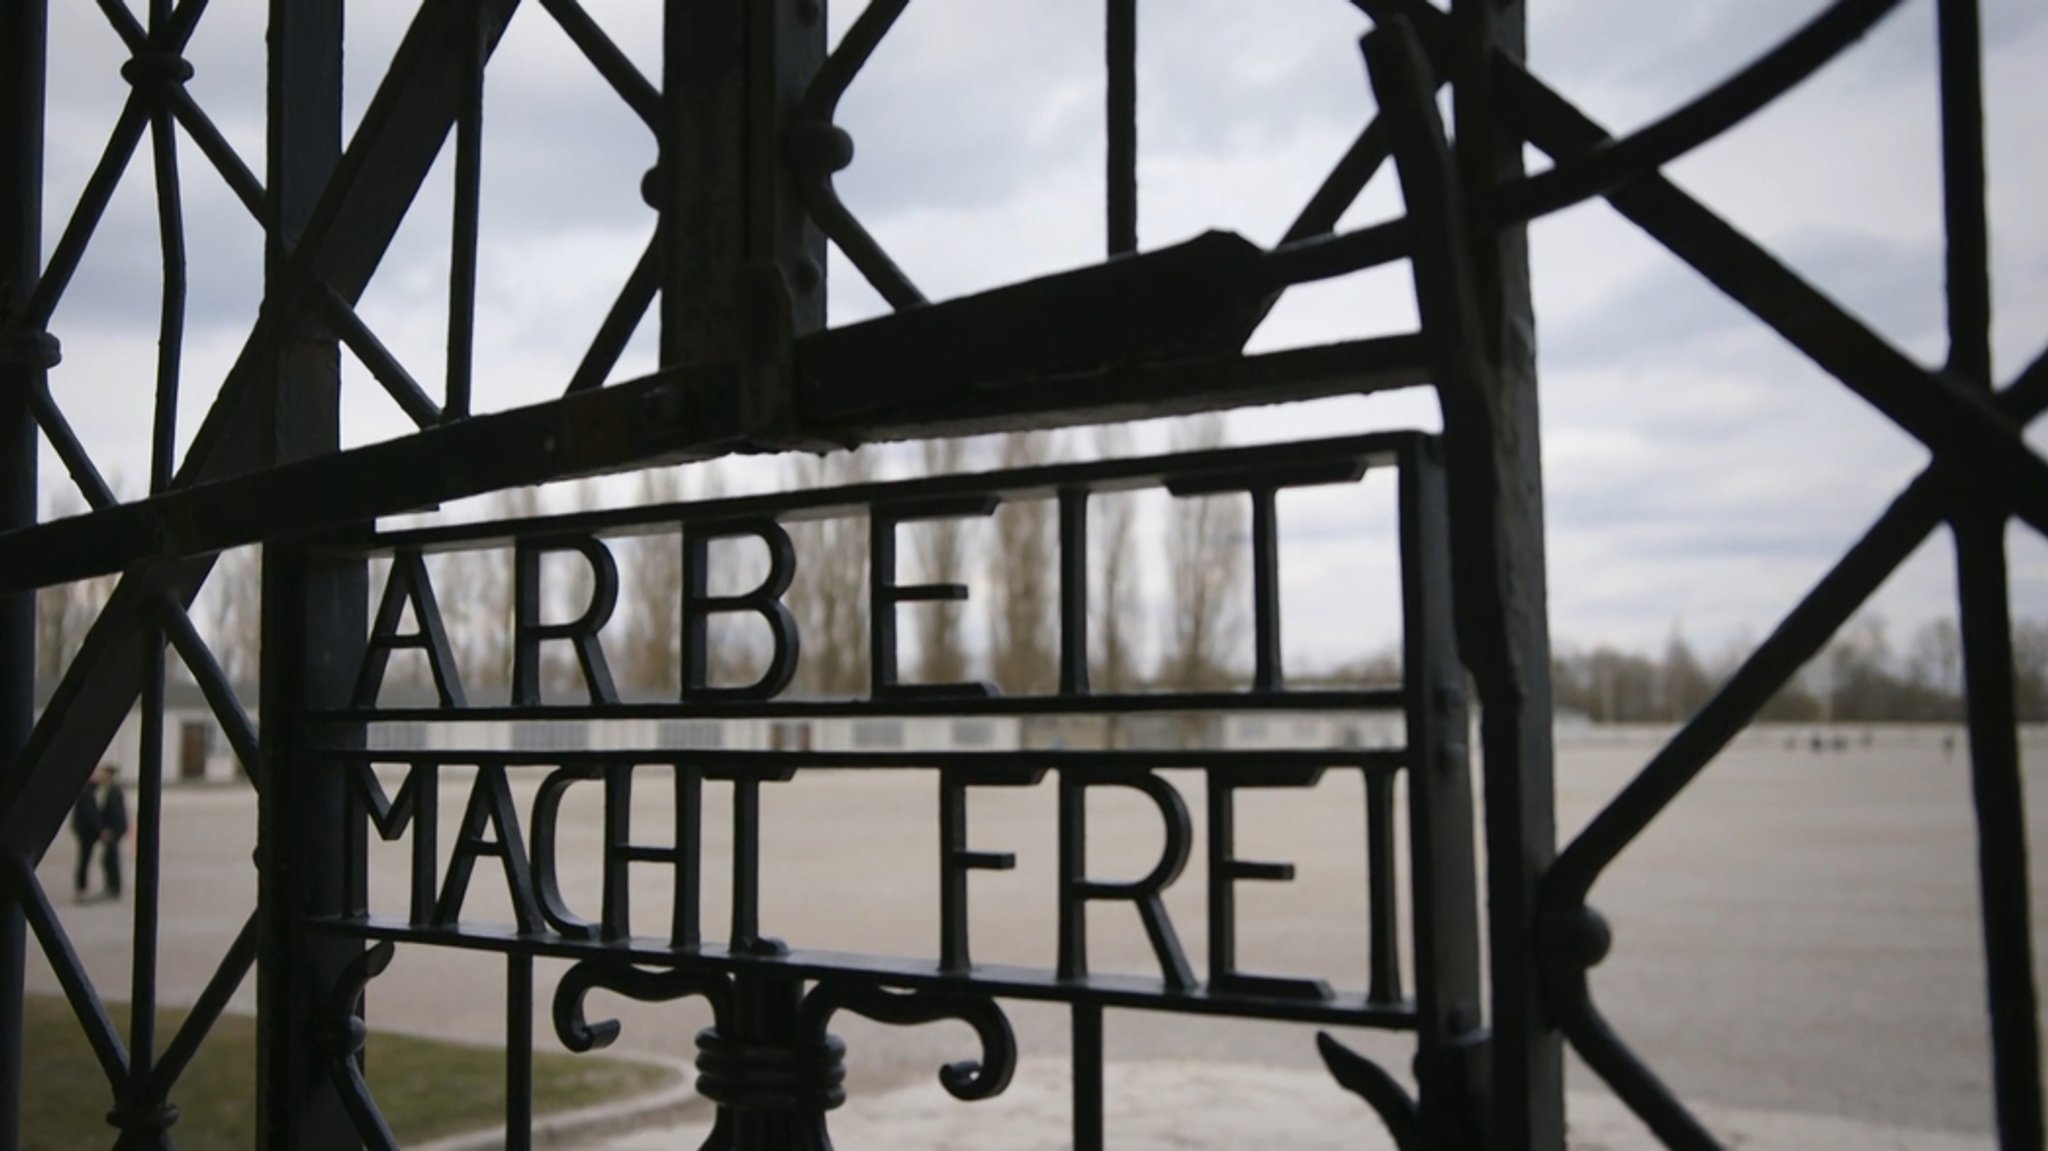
left=27, top=725, right=2044, bottom=1145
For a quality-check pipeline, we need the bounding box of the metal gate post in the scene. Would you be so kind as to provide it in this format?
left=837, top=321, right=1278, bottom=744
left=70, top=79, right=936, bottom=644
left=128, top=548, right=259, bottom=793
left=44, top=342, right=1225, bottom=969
left=1446, top=1, right=1567, bottom=1147
left=659, top=3, right=828, bottom=1145
left=660, top=0, right=826, bottom=386
left=0, top=3, right=46, bottom=1146
left=1401, top=444, right=1487, bottom=1150
left=253, top=2, right=364, bottom=1146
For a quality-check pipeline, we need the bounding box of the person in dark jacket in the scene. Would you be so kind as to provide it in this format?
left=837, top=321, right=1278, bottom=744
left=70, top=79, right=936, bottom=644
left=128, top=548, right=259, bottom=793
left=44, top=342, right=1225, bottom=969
left=94, top=765, right=128, bottom=900
left=71, top=772, right=103, bottom=902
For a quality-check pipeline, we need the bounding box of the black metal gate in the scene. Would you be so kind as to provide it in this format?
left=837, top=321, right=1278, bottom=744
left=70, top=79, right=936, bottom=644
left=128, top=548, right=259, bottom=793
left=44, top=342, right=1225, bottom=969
left=0, top=1, right=2038, bottom=1148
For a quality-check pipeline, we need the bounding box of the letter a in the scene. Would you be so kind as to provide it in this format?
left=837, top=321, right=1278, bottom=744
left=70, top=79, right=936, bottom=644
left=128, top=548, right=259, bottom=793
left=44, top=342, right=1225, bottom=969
left=354, top=548, right=466, bottom=708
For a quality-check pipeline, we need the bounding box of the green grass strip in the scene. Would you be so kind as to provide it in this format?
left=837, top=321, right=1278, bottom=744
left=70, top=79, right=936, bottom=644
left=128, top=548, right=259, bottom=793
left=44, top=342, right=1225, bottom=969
left=18, top=993, right=679, bottom=1149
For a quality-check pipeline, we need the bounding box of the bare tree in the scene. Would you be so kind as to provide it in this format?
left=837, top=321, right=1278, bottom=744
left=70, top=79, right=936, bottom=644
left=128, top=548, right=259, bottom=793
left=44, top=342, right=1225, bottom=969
left=914, top=438, right=973, bottom=684
left=434, top=544, right=498, bottom=693
left=365, top=553, right=430, bottom=690
left=786, top=450, right=873, bottom=695
left=987, top=432, right=1057, bottom=694
left=620, top=469, right=685, bottom=694
left=36, top=575, right=114, bottom=689
left=1824, top=613, right=1893, bottom=721
left=204, top=545, right=264, bottom=688
left=1158, top=415, right=1245, bottom=689
left=1089, top=425, right=1141, bottom=693
left=2016, top=618, right=2048, bottom=724
left=690, top=463, right=773, bottom=688
left=1659, top=626, right=1713, bottom=721
left=1909, top=616, right=1963, bottom=702
left=36, top=494, right=107, bottom=687
left=539, top=481, right=610, bottom=695
left=34, top=579, right=81, bottom=688
left=442, top=487, right=538, bottom=693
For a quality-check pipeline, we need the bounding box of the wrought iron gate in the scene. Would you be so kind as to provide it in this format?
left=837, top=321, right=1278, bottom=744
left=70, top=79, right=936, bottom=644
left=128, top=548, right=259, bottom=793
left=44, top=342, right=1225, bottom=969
left=0, top=0, right=2038, bottom=1148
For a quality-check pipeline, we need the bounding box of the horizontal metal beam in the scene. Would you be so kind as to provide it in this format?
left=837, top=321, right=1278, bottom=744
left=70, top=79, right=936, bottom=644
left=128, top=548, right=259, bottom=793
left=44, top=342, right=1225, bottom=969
left=0, top=329, right=1428, bottom=592
left=360, top=430, right=1412, bottom=551
left=323, top=690, right=1407, bottom=727
left=800, top=330, right=1429, bottom=444
left=314, top=916, right=1423, bottom=1029
left=1489, top=0, right=1909, bottom=223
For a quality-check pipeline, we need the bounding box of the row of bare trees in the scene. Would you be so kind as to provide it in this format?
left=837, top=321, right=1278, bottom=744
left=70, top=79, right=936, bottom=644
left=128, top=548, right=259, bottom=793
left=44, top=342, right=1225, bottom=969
left=1545, top=614, right=2048, bottom=724
left=751, top=418, right=1246, bottom=697
left=28, top=420, right=1248, bottom=699
left=32, top=446, right=2048, bottom=722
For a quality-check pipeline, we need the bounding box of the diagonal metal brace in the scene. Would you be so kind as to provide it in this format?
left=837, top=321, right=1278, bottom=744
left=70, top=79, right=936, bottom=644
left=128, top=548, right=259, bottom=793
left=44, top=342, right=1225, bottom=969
left=0, top=0, right=524, bottom=864
left=1367, top=0, right=2048, bottom=543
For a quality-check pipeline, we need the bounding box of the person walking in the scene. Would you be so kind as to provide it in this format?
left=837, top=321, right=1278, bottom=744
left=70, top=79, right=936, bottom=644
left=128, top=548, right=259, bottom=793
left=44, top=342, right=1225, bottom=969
left=70, top=771, right=103, bottom=902
left=94, top=764, right=128, bottom=901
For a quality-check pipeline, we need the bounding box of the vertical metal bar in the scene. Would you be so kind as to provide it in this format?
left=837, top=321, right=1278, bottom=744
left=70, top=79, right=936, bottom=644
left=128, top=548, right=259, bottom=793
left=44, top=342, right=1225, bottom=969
left=146, top=0, right=185, bottom=495
left=255, top=1, right=362, bottom=1145
left=1106, top=0, right=1137, bottom=257
left=0, top=2, right=44, bottom=1144
left=506, top=952, right=534, bottom=1151
left=1937, top=3, right=2041, bottom=1146
left=1057, top=774, right=1088, bottom=980
left=731, top=776, right=762, bottom=950
left=673, top=763, right=701, bottom=948
left=1363, top=769, right=1402, bottom=1005
left=1955, top=512, right=2038, bottom=1150
left=1064, top=763, right=1105, bottom=1149
left=938, top=770, right=967, bottom=970
left=1398, top=443, right=1484, bottom=1147
left=1206, top=769, right=1238, bottom=988
left=1058, top=488, right=1090, bottom=696
left=129, top=0, right=184, bottom=1104
left=1249, top=487, right=1282, bottom=692
left=1072, top=1001, right=1105, bottom=1151
left=1445, top=0, right=1566, bottom=1143
left=661, top=0, right=825, bottom=368
left=1937, top=0, right=1991, bottom=389
left=446, top=15, right=484, bottom=421
left=131, top=642, right=165, bottom=1081
left=870, top=506, right=901, bottom=693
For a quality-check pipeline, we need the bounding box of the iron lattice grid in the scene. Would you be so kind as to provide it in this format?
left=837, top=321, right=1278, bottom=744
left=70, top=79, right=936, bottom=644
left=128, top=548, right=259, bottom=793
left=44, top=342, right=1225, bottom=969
left=0, top=1, right=2036, bottom=1149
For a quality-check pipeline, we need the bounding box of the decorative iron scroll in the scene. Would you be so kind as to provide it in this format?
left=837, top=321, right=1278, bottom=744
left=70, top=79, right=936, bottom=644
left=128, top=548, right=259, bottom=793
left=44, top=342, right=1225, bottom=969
left=321, top=942, right=403, bottom=1151
left=310, top=430, right=1481, bottom=1146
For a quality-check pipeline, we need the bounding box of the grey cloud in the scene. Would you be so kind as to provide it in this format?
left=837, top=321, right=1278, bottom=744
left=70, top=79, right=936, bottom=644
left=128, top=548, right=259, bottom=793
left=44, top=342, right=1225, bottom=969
left=833, top=0, right=1375, bottom=219
left=1531, top=0, right=2041, bottom=130
left=39, top=149, right=267, bottom=339
left=1531, top=0, right=1910, bottom=109
left=1541, top=228, right=1946, bottom=372
left=30, top=0, right=2047, bottom=659
left=830, top=0, right=1112, bottom=216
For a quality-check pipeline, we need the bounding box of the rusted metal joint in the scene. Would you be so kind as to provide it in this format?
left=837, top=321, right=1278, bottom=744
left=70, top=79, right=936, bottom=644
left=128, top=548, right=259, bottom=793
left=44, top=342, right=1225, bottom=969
left=106, top=1098, right=181, bottom=1137
left=787, top=120, right=854, bottom=180
left=0, top=329, right=60, bottom=370
left=732, top=261, right=846, bottom=454
left=694, top=1027, right=849, bottom=1112
left=1539, top=902, right=1612, bottom=972
left=119, top=52, right=195, bottom=89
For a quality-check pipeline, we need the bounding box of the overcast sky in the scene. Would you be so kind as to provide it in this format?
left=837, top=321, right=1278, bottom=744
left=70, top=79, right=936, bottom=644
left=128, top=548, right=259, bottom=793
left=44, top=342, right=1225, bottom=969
left=30, top=0, right=2048, bottom=674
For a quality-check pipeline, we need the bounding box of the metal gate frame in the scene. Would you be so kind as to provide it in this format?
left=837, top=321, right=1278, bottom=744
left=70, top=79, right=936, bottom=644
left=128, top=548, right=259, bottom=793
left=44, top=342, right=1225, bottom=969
left=0, top=0, right=2039, bottom=1148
